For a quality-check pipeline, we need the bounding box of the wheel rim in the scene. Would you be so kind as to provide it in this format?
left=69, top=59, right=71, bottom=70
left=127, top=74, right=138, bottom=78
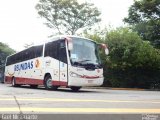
left=46, top=78, right=52, bottom=88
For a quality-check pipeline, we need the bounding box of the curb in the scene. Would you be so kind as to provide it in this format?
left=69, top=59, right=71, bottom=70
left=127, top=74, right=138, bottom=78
left=84, top=87, right=145, bottom=91
left=108, top=88, right=145, bottom=91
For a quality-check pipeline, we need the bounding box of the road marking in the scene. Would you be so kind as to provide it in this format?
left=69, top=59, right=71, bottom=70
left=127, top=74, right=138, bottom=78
left=0, top=108, right=159, bottom=113
left=0, top=98, right=160, bottom=104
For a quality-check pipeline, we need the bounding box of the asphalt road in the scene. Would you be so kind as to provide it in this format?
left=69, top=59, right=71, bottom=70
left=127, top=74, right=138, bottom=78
left=0, top=83, right=160, bottom=115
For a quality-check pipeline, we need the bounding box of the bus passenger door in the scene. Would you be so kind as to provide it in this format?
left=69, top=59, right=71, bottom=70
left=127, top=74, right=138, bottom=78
left=58, top=40, right=68, bottom=86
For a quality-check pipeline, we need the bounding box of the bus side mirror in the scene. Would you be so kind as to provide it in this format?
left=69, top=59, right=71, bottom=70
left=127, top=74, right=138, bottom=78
left=65, top=37, right=73, bottom=50
left=100, top=44, right=109, bottom=55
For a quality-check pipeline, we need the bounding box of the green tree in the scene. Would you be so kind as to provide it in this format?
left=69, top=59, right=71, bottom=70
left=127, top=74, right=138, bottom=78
left=86, top=27, right=160, bottom=89
left=36, top=0, right=101, bottom=35
left=0, top=42, right=15, bottom=66
left=124, top=0, right=160, bottom=48
left=0, top=42, right=15, bottom=82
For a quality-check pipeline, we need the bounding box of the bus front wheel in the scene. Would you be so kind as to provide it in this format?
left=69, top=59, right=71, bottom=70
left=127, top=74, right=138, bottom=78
left=44, top=75, right=58, bottom=90
left=70, top=86, right=81, bottom=92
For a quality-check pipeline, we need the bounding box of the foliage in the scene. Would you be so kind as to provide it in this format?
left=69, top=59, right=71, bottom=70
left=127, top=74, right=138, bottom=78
left=124, top=0, right=160, bottom=48
left=85, top=27, right=160, bottom=89
left=0, top=42, right=15, bottom=66
left=36, top=0, right=101, bottom=35
left=0, top=42, right=15, bottom=82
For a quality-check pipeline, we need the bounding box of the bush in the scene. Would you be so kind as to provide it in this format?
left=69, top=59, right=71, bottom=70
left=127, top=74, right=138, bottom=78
left=86, top=27, right=160, bottom=89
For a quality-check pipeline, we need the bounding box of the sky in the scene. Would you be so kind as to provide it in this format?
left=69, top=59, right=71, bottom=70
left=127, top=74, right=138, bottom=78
left=0, top=0, right=133, bottom=52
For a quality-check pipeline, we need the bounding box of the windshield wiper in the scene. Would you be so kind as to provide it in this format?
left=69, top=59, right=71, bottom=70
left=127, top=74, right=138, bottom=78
left=77, top=60, right=91, bottom=63
left=71, top=60, right=91, bottom=67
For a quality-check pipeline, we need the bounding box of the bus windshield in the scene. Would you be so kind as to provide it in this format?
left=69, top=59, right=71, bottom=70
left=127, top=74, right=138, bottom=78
left=69, top=37, right=102, bottom=69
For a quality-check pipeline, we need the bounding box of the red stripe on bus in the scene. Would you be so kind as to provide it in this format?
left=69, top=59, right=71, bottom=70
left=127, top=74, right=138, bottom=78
left=52, top=81, right=67, bottom=86
left=19, top=78, right=43, bottom=85
left=5, top=76, right=67, bottom=86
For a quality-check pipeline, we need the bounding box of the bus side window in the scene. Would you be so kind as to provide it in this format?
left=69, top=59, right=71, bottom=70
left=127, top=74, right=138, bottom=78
left=44, top=43, right=50, bottom=57
left=58, top=40, right=67, bottom=64
left=44, top=41, right=58, bottom=60
left=21, top=50, right=26, bottom=62
left=6, top=56, right=11, bottom=66
left=35, top=45, right=43, bottom=58
left=25, top=50, right=30, bottom=61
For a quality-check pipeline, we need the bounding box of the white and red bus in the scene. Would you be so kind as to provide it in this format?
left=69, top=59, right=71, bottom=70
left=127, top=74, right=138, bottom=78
left=5, top=35, right=109, bottom=91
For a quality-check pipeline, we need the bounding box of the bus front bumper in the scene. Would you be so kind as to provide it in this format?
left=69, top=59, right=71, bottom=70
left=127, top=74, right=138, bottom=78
left=68, top=77, right=104, bottom=87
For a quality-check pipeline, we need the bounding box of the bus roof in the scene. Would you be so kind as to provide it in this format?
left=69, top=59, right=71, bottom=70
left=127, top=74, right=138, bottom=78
left=48, top=35, right=95, bottom=43
left=6, top=35, right=95, bottom=59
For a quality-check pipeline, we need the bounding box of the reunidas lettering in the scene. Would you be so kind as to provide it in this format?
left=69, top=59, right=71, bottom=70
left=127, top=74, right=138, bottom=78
left=14, top=61, right=33, bottom=71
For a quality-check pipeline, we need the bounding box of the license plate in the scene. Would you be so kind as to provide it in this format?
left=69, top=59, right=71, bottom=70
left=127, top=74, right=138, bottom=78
left=88, top=80, right=93, bottom=83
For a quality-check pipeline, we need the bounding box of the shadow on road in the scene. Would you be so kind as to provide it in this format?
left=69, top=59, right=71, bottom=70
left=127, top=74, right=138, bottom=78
left=6, top=84, right=103, bottom=93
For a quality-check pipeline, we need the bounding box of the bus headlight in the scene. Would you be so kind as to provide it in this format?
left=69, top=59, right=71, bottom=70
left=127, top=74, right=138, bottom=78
left=70, top=72, right=82, bottom=78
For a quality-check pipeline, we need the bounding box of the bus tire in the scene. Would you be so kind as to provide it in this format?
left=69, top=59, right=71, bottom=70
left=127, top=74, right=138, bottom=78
left=44, top=75, right=58, bottom=90
left=70, top=86, right=81, bottom=92
left=12, top=77, right=19, bottom=87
